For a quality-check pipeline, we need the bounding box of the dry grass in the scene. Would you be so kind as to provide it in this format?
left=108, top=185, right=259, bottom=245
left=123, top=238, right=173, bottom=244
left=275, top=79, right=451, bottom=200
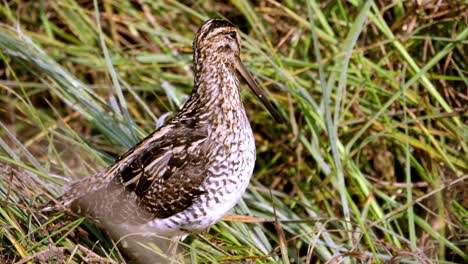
left=0, top=0, right=467, bottom=263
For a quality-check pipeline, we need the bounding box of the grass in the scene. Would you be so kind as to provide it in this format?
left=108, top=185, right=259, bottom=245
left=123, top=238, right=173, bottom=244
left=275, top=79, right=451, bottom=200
left=0, top=0, right=467, bottom=263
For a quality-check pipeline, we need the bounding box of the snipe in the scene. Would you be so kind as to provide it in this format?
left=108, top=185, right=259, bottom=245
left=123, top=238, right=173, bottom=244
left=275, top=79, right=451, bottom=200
left=49, top=18, right=282, bottom=237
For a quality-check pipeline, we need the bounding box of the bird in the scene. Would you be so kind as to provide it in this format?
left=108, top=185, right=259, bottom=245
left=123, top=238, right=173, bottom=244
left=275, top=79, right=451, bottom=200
left=46, top=18, right=283, bottom=239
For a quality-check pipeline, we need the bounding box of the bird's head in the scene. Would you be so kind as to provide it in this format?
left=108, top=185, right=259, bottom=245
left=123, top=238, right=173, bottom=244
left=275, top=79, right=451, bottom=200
left=193, top=19, right=241, bottom=65
left=192, top=19, right=284, bottom=123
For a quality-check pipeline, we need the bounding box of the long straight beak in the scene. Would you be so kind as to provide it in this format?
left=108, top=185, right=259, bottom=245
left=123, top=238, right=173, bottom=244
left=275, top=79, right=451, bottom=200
left=235, top=60, right=284, bottom=123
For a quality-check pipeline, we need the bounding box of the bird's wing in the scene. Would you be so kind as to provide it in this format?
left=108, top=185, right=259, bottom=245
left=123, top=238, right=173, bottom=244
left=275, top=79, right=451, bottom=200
left=60, top=119, right=211, bottom=222
left=116, top=121, right=210, bottom=219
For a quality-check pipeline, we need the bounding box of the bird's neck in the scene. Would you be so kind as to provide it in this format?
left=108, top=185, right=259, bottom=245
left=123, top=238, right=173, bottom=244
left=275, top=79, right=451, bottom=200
left=179, top=61, right=248, bottom=126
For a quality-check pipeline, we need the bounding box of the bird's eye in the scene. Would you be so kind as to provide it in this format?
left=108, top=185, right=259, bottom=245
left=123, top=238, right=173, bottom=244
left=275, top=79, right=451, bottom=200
left=228, top=31, right=237, bottom=39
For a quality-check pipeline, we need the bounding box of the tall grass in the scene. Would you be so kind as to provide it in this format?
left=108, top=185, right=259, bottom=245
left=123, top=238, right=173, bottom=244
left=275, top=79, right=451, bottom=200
left=1, top=0, right=466, bottom=263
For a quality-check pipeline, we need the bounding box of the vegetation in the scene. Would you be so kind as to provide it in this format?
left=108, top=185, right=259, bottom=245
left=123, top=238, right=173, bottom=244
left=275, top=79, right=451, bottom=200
left=0, top=0, right=466, bottom=263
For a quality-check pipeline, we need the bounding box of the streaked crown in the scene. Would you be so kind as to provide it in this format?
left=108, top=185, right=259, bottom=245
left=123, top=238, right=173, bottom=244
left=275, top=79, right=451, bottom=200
left=193, top=19, right=241, bottom=65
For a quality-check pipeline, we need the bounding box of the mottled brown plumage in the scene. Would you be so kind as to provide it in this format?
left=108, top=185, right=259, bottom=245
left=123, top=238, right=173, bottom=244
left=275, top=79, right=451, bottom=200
left=50, top=18, right=282, bottom=236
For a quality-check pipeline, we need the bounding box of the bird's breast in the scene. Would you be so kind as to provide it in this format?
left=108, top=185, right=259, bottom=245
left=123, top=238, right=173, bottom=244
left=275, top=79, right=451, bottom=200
left=203, top=117, right=255, bottom=189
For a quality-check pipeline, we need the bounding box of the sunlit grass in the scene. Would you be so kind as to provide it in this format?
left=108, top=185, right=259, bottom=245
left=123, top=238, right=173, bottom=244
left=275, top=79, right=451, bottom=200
left=1, top=0, right=466, bottom=263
